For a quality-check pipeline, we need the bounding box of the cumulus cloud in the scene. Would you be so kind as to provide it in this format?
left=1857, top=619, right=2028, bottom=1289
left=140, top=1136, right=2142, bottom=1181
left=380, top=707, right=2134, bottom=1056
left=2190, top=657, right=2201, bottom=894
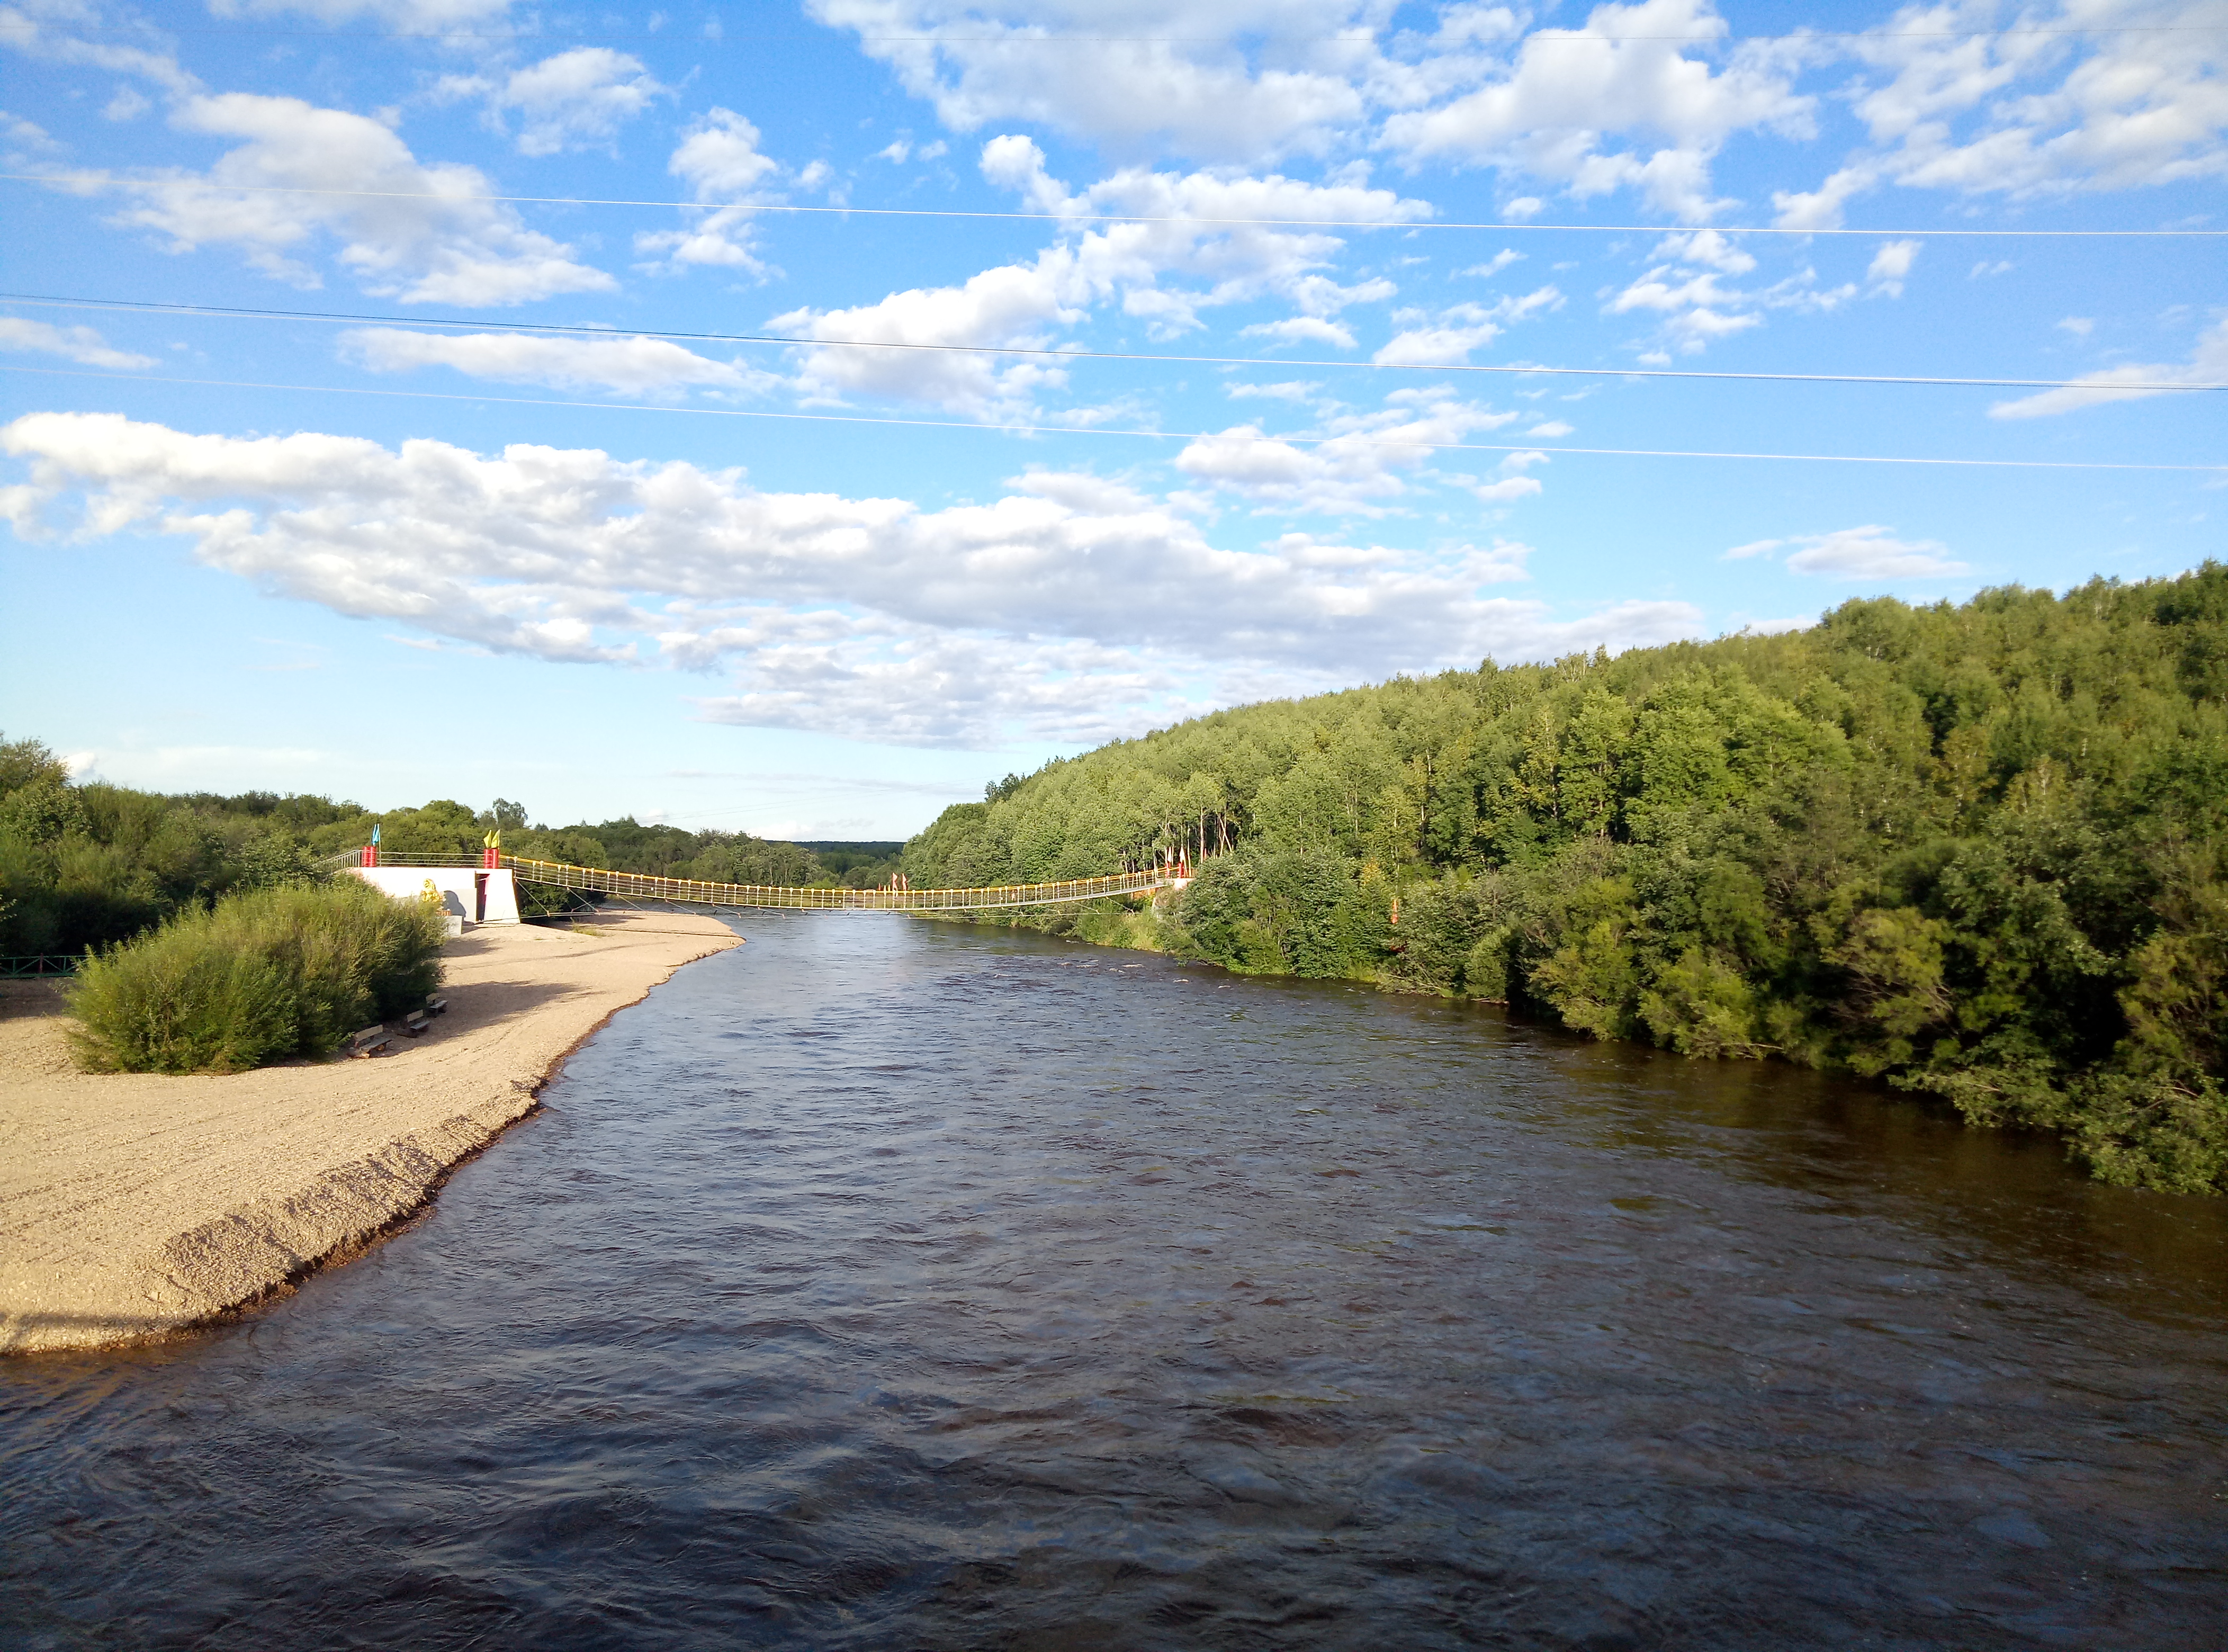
left=1731, top=525, right=1968, bottom=580
left=209, top=0, right=515, bottom=23
left=1174, top=389, right=1524, bottom=515
left=1989, top=317, right=2228, bottom=419
left=810, top=3, right=2214, bottom=231
left=103, top=93, right=612, bottom=304
left=1866, top=238, right=1919, bottom=297
left=1380, top=0, right=1813, bottom=222
left=2, top=111, right=60, bottom=159
left=1773, top=0, right=2228, bottom=228
left=1, top=411, right=1701, bottom=746
left=1461, top=249, right=1524, bottom=278
left=0, top=316, right=155, bottom=370
left=1472, top=472, right=1543, bottom=503
left=634, top=107, right=799, bottom=275
left=0, top=6, right=200, bottom=97
left=442, top=48, right=667, bottom=157
left=770, top=141, right=1429, bottom=414
left=339, top=328, right=782, bottom=397
left=1607, top=229, right=1865, bottom=353
left=1373, top=285, right=1561, bottom=365
left=808, top=0, right=1382, bottom=162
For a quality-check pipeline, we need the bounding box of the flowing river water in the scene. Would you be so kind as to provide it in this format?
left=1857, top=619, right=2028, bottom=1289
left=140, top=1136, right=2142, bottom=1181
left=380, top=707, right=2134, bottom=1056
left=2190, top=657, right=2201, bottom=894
left=4, top=913, right=2225, bottom=1649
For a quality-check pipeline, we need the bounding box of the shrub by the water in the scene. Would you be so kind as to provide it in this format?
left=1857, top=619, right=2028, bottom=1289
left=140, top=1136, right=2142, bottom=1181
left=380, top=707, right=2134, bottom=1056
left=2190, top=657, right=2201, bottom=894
left=68, top=878, right=445, bottom=1074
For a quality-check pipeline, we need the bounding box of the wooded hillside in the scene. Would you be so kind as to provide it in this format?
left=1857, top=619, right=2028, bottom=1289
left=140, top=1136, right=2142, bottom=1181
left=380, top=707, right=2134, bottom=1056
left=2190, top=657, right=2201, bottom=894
left=902, top=568, right=2228, bottom=1195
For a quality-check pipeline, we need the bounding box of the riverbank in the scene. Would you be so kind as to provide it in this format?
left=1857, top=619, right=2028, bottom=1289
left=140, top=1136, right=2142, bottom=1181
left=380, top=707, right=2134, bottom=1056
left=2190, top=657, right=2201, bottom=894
left=0, top=911, right=741, bottom=1355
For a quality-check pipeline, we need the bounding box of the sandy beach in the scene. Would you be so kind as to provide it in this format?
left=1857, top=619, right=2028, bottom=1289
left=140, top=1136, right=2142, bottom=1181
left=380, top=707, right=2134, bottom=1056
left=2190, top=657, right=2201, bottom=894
left=0, top=911, right=741, bottom=1356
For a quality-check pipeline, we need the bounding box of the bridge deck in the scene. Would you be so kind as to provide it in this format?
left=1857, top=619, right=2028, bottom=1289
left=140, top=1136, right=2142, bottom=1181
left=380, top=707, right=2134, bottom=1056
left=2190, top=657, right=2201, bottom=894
left=364, top=854, right=1185, bottom=912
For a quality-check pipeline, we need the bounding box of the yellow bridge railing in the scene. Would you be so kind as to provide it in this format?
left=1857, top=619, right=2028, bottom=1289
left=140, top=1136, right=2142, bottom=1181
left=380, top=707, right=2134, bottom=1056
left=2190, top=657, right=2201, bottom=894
left=498, top=856, right=1186, bottom=912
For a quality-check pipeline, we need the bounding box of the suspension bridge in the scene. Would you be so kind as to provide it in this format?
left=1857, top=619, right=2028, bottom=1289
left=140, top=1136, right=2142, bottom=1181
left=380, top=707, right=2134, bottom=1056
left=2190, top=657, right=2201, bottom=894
left=353, top=850, right=1192, bottom=914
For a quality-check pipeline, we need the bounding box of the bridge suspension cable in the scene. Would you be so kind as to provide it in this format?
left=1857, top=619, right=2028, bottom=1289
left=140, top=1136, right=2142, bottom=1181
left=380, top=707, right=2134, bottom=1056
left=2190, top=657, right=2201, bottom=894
left=363, top=852, right=1192, bottom=911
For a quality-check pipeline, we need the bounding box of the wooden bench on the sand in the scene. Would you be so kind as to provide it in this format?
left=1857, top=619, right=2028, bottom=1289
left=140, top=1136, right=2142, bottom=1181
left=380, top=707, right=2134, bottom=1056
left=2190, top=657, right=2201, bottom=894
left=347, top=1025, right=391, bottom=1058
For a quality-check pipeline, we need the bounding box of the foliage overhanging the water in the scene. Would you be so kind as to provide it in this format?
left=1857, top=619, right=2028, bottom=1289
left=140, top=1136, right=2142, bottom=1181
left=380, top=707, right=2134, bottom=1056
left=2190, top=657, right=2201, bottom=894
left=66, top=877, right=447, bottom=1074
left=901, top=569, right=2228, bottom=1196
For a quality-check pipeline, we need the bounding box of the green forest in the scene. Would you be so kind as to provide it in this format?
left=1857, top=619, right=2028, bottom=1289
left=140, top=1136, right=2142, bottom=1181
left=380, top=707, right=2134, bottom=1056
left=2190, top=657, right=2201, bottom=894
left=8, top=568, right=2223, bottom=1192
left=899, top=569, right=2228, bottom=1197
left=0, top=747, right=898, bottom=957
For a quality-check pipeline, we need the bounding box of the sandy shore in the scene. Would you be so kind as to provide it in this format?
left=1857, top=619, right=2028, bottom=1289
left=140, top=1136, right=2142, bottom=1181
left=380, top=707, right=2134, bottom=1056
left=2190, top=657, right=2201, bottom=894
left=0, top=911, right=741, bottom=1355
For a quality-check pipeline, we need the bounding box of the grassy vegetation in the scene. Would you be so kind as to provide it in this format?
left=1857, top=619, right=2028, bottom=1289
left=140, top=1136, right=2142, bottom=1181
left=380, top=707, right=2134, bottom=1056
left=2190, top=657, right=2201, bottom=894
left=67, top=878, right=446, bottom=1074
left=901, top=569, right=2228, bottom=1196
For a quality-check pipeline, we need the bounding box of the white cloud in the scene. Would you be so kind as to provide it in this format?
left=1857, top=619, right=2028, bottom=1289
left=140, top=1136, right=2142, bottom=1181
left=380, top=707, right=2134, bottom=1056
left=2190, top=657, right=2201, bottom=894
left=2, top=111, right=59, bottom=158
left=770, top=142, right=1428, bottom=413
left=1226, top=380, right=1324, bottom=402
left=1524, top=419, right=1573, bottom=437
left=1472, top=474, right=1543, bottom=502
left=1373, top=285, right=1562, bottom=365
left=102, top=93, right=613, bottom=305
left=1722, top=537, right=1781, bottom=560
left=1380, top=0, right=1813, bottom=222
left=1780, top=525, right=1967, bottom=580
left=1608, top=264, right=1761, bottom=351
left=1989, top=317, right=2228, bottom=419
left=446, top=48, right=667, bottom=157
left=1970, top=258, right=2014, bottom=279
left=1460, top=249, right=1524, bottom=278
left=2056, top=315, right=2095, bottom=337
left=635, top=108, right=790, bottom=274
left=1773, top=1, right=2228, bottom=228
left=1651, top=228, right=1755, bottom=275
left=870, top=136, right=947, bottom=164
left=1866, top=237, right=1919, bottom=296
left=1607, top=230, right=1864, bottom=353
left=669, top=106, right=783, bottom=198
left=1174, top=389, right=1524, bottom=515
left=1242, top=316, right=1360, bottom=349
left=338, top=328, right=781, bottom=397
left=1, top=411, right=1699, bottom=746
left=808, top=0, right=1382, bottom=162
left=0, top=316, right=155, bottom=370
left=209, top=0, right=515, bottom=23
left=0, top=7, right=200, bottom=97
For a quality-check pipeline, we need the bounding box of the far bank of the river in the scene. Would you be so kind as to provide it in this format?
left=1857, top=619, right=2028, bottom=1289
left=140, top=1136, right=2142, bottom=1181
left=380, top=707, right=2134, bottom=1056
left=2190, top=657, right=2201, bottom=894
left=0, top=911, right=741, bottom=1356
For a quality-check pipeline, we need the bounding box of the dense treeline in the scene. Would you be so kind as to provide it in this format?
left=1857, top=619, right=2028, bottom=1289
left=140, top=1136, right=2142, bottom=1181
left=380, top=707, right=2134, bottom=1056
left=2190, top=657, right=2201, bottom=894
left=0, top=743, right=879, bottom=955
left=902, top=569, right=2228, bottom=1196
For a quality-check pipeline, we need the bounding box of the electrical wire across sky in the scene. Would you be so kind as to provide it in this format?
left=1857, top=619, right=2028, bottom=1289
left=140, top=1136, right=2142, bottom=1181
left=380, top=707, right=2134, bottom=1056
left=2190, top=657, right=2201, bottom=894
left=6, top=174, right=2224, bottom=239
left=8, top=293, right=2218, bottom=395
left=8, top=365, right=2219, bottom=473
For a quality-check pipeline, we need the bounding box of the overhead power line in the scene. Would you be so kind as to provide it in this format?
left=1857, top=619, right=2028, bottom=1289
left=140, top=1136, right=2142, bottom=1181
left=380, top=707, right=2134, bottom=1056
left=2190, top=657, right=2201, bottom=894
left=5, top=364, right=2220, bottom=473
left=9, top=292, right=2221, bottom=396
left=5, top=172, right=2220, bottom=238
left=2, top=20, right=2220, bottom=42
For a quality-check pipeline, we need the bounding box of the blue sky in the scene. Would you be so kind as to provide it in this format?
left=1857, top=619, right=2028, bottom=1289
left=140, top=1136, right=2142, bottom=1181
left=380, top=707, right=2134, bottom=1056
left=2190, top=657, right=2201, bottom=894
left=2, top=0, right=2221, bottom=838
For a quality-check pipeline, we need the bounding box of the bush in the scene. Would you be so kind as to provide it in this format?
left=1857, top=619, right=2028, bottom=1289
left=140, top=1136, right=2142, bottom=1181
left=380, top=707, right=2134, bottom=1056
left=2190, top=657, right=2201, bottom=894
left=68, top=877, right=445, bottom=1073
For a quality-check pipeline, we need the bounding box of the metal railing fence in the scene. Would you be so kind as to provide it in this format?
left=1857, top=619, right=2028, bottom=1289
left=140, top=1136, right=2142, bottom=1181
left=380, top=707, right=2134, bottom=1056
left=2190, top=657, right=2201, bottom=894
left=497, top=856, right=1183, bottom=912
left=2, top=955, right=89, bottom=978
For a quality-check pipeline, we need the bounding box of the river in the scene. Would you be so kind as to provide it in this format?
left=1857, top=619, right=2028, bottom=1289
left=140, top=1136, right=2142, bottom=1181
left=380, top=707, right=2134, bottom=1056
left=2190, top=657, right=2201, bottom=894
left=4, top=912, right=2224, bottom=1648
